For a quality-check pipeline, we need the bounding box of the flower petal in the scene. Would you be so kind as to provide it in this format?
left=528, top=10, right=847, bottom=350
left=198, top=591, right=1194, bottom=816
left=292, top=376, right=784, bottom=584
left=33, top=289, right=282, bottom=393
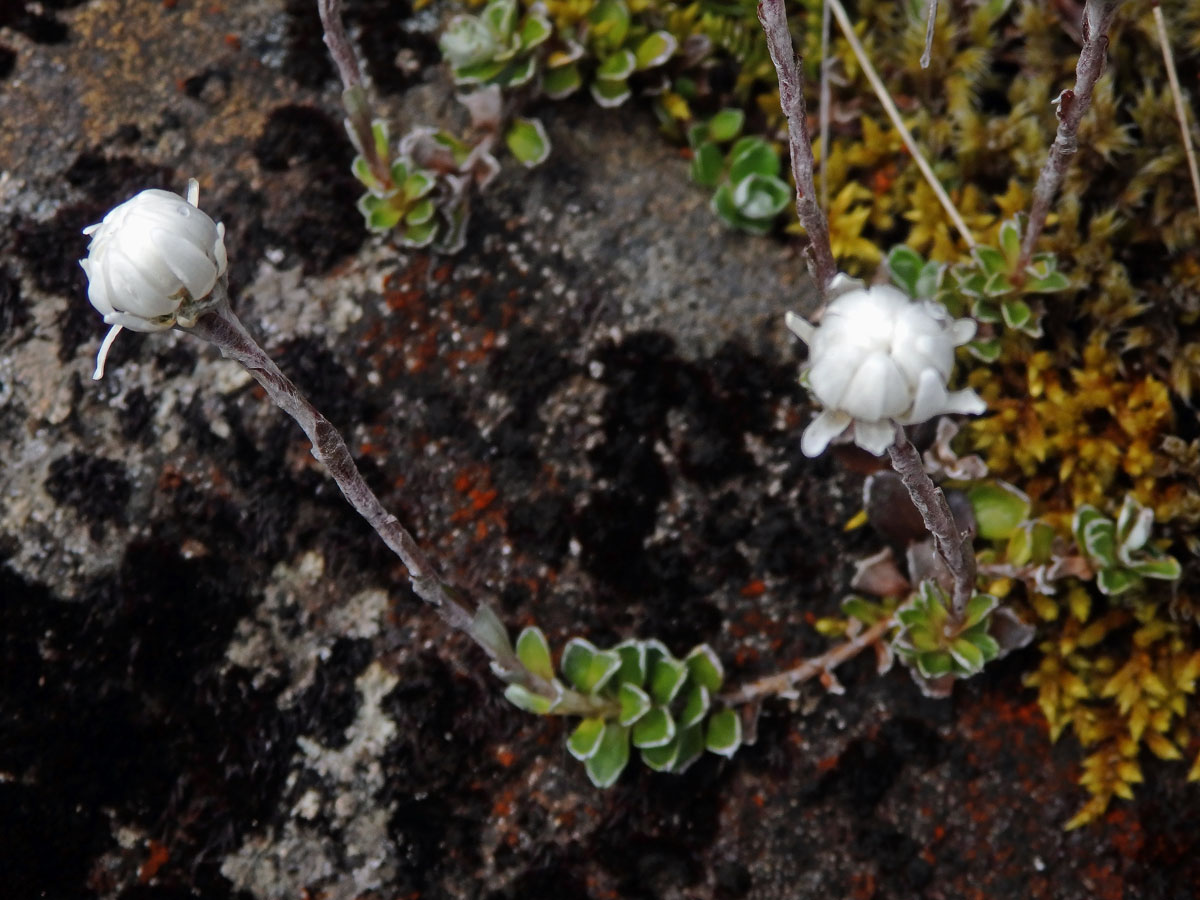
left=785, top=311, right=815, bottom=344
left=853, top=419, right=897, bottom=455
left=801, top=408, right=852, bottom=457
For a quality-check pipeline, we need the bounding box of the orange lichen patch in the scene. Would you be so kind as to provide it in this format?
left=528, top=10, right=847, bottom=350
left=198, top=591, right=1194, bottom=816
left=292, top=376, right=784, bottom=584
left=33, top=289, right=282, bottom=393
left=739, top=579, right=766, bottom=598
left=137, top=840, right=168, bottom=884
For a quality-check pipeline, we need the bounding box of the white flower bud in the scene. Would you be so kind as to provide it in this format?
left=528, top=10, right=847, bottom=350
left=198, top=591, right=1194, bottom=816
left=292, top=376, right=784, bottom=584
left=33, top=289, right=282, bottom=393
left=787, top=278, right=985, bottom=457
left=80, top=180, right=226, bottom=379
left=439, top=15, right=501, bottom=69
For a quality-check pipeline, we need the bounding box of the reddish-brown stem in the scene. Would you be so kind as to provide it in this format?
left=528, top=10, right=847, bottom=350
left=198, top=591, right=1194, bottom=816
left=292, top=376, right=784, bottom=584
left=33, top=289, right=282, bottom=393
left=722, top=616, right=894, bottom=705
left=757, top=0, right=837, bottom=296
left=1017, top=0, right=1123, bottom=273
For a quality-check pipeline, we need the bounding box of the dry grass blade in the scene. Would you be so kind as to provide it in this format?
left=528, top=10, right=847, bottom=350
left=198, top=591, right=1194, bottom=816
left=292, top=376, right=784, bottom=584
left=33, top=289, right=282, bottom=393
left=1152, top=3, right=1200, bottom=221
left=921, top=0, right=938, bottom=69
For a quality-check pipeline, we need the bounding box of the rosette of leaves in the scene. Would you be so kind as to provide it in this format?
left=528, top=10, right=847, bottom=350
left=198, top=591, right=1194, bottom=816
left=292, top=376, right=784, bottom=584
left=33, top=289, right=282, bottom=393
left=350, top=121, right=446, bottom=248
left=1073, top=495, right=1182, bottom=597
left=892, top=581, right=1004, bottom=681
left=440, top=0, right=552, bottom=88
left=505, top=627, right=742, bottom=787
left=690, top=119, right=790, bottom=235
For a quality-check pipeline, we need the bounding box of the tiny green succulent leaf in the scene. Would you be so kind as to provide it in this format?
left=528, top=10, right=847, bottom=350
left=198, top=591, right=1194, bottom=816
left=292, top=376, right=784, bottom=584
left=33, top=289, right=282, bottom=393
left=678, top=684, right=711, bottom=729
left=352, top=156, right=383, bottom=193
left=967, top=338, right=1002, bottom=362
left=504, top=681, right=560, bottom=714
left=597, top=49, right=636, bottom=80
left=614, top=640, right=647, bottom=687
left=402, top=171, right=435, bottom=201
left=842, top=595, right=888, bottom=625
left=1096, top=566, right=1139, bottom=596
left=585, top=723, right=630, bottom=787
left=732, top=173, right=791, bottom=221
left=648, top=656, right=689, bottom=705
left=684, top=645, right=724, bottom=692
left=903, top=623, right=939, bottom=653
left=1083, top=517, right=1118, bottom=568
left=404, top=198, right=436, bottom=227
left=1026, top=271, right=1070, bottom=292
left=967, top=481, right=1031, bottom=541
left=1115, top=495, right=1153, bottom=554
left=401, top=219, right=439, bottom=248
left=916, top=650, right=955, bottom=677
left=502, top=54, right=538, bottom=88
left=518, top=12, right=552, bottom=49
left=515, top=626, right=554, bottom=681
left=915, top=260, right=943, bottom=300
left=728, top=136, right=779, bottom=182
left=1072, top=504, right=1105, bottom=549
left=506, top=117, right=551, bottom=167
left=705, top=708, right=741, bottom=758
left=358, top=193, right=403, bottom=233
left=562, top=638, right=621, bottom=694
left=568, top=717, right=607, bottom=760
left=632, top=707, right=676, bottom=749
left=1130, top=556, right=1182, bottom=580
left=482, top=0, right=518, bottom=39
left=1001, top=298, right=1033, bottom=332
left=964, top=593, right=999, bottom=629
left=707, top=108, right=745, bottom=143
left=966, top=630, right=1000, bottom=660
left=949, top=637, right=985, bottom=673
left=672, top=723, right=705, bottom=773
left=641, top=738, right=680, bottom=771
left=998, top=218, right=1021, bottom=267
left=712, top=184, right=765, bottom=234
left=618, top=682, right=652, bottom=726
left=974, top=245, right=1007, bottom=277
left=542, top=62, right=582, bottom=99
left=453, top=58, right=508, bottom=85
left=633, top=30, right=677, bottom=69
left=590, top=77, right=631, bottom=108
left=970, top=296, right=1001, bottom=322
left=983, top=270, right=1016, bottom=297
left=886, top=244, right=924, bottom=297
left=587, top=0, right=631, bottom=48
left=690, top=142, right=724, bottom=188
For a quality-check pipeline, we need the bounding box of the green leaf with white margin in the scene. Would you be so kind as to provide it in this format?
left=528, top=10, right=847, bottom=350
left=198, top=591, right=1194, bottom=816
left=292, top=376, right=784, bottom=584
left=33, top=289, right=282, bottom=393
left=596, top=49, right=636, bottom=80
left=632, top=706, right=676, bottom=748
left=401, top=219, right=438, bottom=248
left=352, top=156, right=384, bottom=193
left=1130, top=556, right=1182, bottom=580
left=500, top=54, right=538, bottom=88
left=677, top=684, right=710, bottom=729
left=561, top=638, right=621, bottom=694
left=684, top=645, right=724, bottom=692
left=706, top=108, right=744, bottom=143
left=967, top=337, right=1002, bottom=363
left=358, top=193, right=403, bottom=232
left=640, top=734, right=680, bottom=771
left=671, top=723, right=705, bottom=772
left=1001, top=298, right=1033, bottom=331
left=590, top=77, right=631, bottom=108
left=967, top=481, right=1031, bottom=541
left=711, top=183, right=770, bottom=235
left=949, top=637, right=985, bottom=673
left=633, top=30, right=677, bottom=69
left=518, top=12, right=552, bottom=49
left=1072, top=504, right=1105, bottom=549
left=504, top=681, right=560, bottom=714
left=732, top=173, right=790, bottom=221
left=648, top=656, right=688, bottom=705
left=963, top=593, right=998, bottom=629
left=1096, top=566, right=1139, bottom=596
left=614, top=639, right=647, bottom=686
left=915, top=260, right=943, bottom=299
left=1083, top=517, right=1117, bottom=568
left=886, top=245, right=924, bottom=297
left=998, top=218, right=1021, bottom=268
left=704, top=708, right=741, bottom=758
left=404, top=198, right=436, bottom=227
left=842, top=595, right=887, bottom=625
left=973, top=245, right=1007, bottom=277
left=1026, top=271, right=1069, bottom=292
left=585, top=723, right=630, bottom=787
left=916, top=650, right=954, bottom=677
left=690, top=142, right=724, bottom=188
left=728, top=136, right=779, bottom=182
left=482, top=0, right=518, bottom=39
left=964, top=628, right=1000, bottom=660
left=515, top=626, right=554, bottom=681
left=618, top=682, right=652, bottom=726
left=506, top=117, right=551, bottom=167
left=1115, top=495, right=1153, bottom=555
left=568, top=717, right=606, bottom=760
left=403, top=171, right=435, bottom=201
left=542, top=62, right=582, bottom=99
left=453, top=58, right=508, bottom=86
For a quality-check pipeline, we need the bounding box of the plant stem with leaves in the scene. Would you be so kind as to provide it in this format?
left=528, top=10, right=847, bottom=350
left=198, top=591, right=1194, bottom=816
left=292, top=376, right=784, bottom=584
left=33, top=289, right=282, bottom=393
left=1017, top=0, right=1123, bottom=273
left=757, top=0, right=836, bottom=296
left=887, top=427, right=975, bottom=619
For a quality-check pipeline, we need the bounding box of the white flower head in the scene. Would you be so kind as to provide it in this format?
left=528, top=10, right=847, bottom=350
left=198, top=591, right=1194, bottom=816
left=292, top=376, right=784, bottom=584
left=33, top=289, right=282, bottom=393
left=786, top=276, right=985, bottom=457
left=80, top=179, right=226, bottom=380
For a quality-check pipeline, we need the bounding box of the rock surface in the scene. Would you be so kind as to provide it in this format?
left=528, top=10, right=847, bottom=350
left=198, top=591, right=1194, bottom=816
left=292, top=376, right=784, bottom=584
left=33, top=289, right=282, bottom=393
left=2, top=1, right=1197, bottom=898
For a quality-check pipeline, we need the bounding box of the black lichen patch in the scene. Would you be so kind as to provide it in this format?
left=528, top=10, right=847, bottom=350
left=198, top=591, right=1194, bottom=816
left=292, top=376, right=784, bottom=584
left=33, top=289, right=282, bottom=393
left=44, top=450, right=131, bottom=525
left=0, top=44, right=15, bottom=80
left=64, top=152, right=175, bottom=209
left=253, top=105, right=350, bottom=174
left=181, top=67, right=231, bottom=106
left=344, top=0, right=440, bottom=95
left=295, top=637, right=374, bottom=749
left=0, top=263, right=27, bottom=333
left=0, top=3, right=68, bottom=44
left=0, top=543, right=292, bottom=896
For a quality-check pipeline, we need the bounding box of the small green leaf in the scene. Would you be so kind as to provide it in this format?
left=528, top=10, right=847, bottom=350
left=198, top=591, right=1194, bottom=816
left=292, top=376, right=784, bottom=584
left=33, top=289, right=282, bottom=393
left=640, top=736, right=680, bottom=771
left=732, top=173, right=790, bottom=221
left=504, top=682, right=558, bottom=714
left=501, top=54, right=538, bottom=88
left=915, top=260, right=943, bottom=300
left=704, top=708, right=741, bottom=758
left=672, top=723, right=705, bottom=772
left=453, top=58, right=508, bottom=85
left=966, top=630, right=1001, bottom=661
left=1001, top=298, right=1032, bottom=330
left=401, top=219, right=438, bottom=248
left=690, top=142, right=724, bottom=188
left=1130, top=556, right=1182, bottom=581
left=1072, top=504, right=1105, bottom=549
left=967, top=481, right=1031, bottom=541
left=505, top=117, right=551, bottom=167
left=964, top=593, right=999, bottom=629
left=542, top=62, right=582, bottom=99
left=974, top=245, right=1007, bottom=277
left=998, top=218, right=1021, bottom=267
left=568, top=717, right=606, bottom=760
left=916, top=650, right=954, bottom=677
left=648, top=656, right=689, bottom=705
left=684, top=645, right=724, bottom=692
left=518, top=12, right=552, bottom=48
left=352, top=156, right=382, bottom=192
left=903, top=623, right=939, bottom=653
left=587, top=0, right=631, bottom=47
left=403, top=171, right=435, bottom=201
left=585, top=723, right=630, bottom=787
left=404, top=198, right=436, bottom=227
left=562, top=638, right=621, bottom=694
left=707, top=108, right=744, bottom=143
left=358, top=192, right=403, bottom=232
left=1025, top=270, right=1069, bottom=292
left=614, top=640, right=647, bottom=687
left=633, top=30, right=677, bottom=69
left=596, top=49, right=636, bottom=80
left=967, top=338, right=1002, bottom=362
left=728, top=137, right=779, bottom=182
left=632, top=706, right=676, bottom=748
left=1083, top=517, right=1118, bottom=568
left=886, top=245, right=924, bottom=297
left=618, top=682, right=652, bottom=725
left=482, top=0, right=518, bottom=38
left=590, top=77, right=631, bottom=108
left=678, top=684, right=710, bottom=729
left=983, top=270, right=1015, bottom=297
left=1116, top=495, right=1153, bottom=555
left=1096, top=566, right=1139, bottom=596
left=842, top=595, right=887, bottom=625
left=515, top=626, right=554, bottom=681
left=949, top=637, right=985, bottom=673
left=371, top=119, right=389, bottom=163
